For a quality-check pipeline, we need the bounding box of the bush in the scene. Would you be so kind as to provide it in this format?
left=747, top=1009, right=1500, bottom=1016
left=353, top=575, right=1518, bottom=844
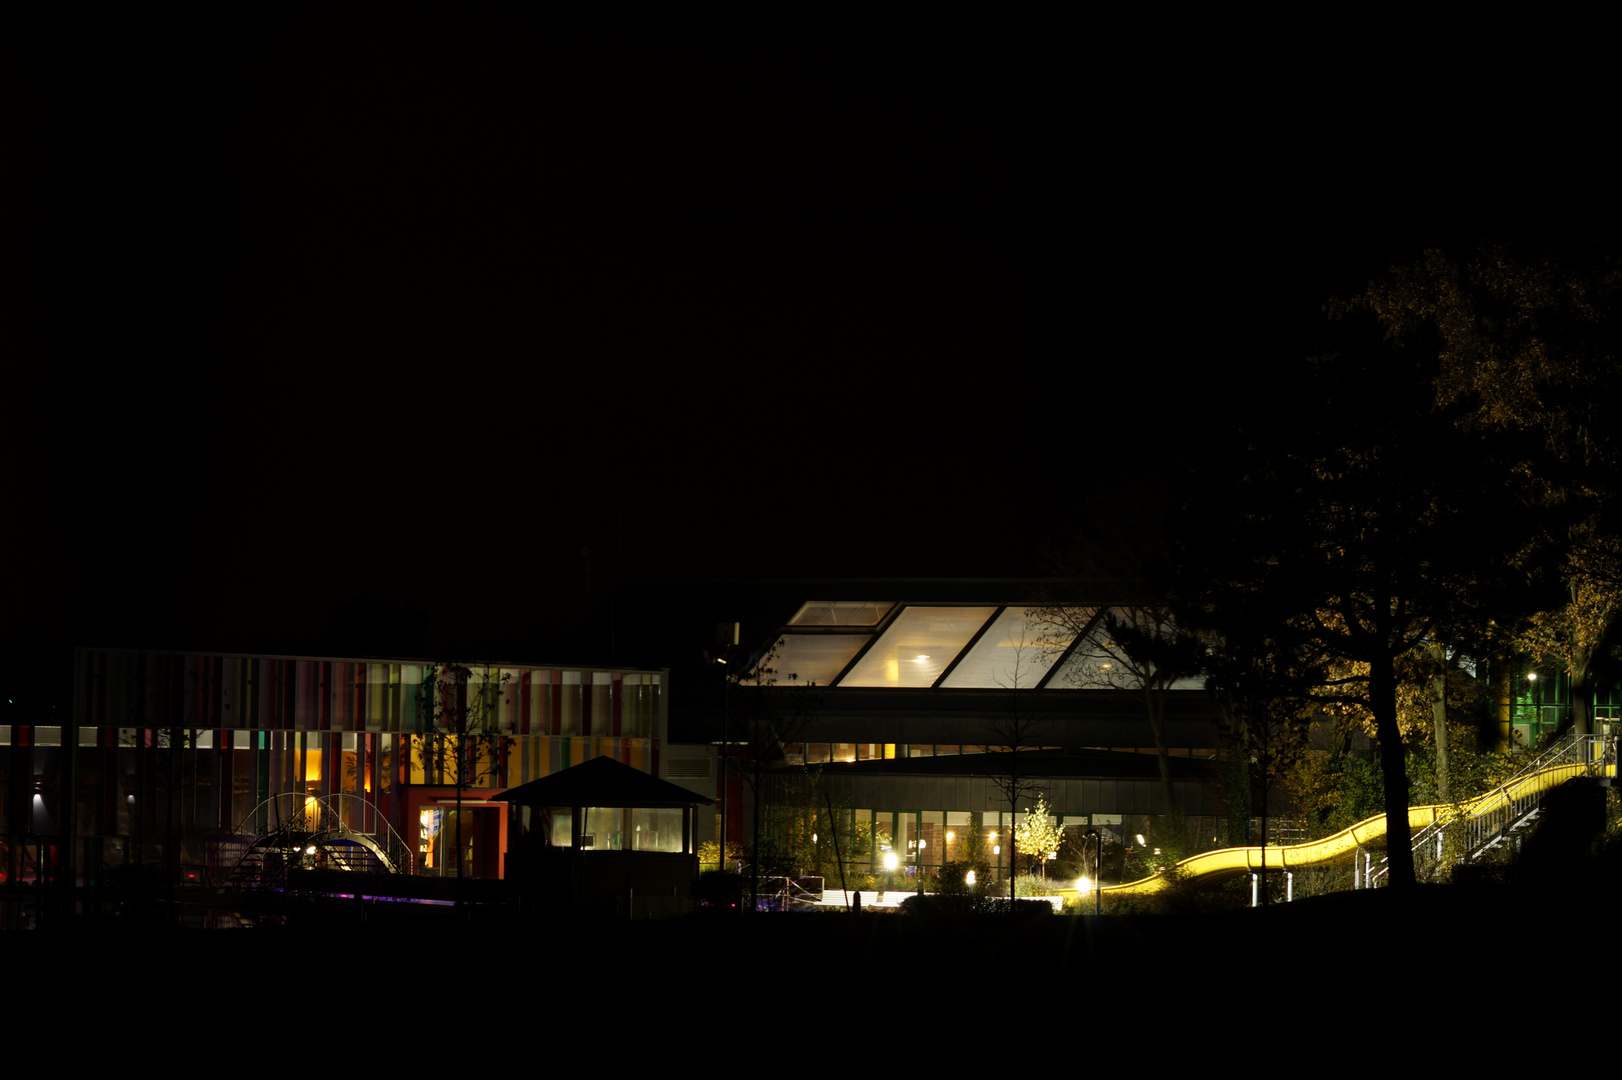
left=935, top=860, right=989, bottom=895
left=697, top=840, right=746, bottom=873
left=694, top=869, right=743, bottom=908
left=1011, top=873, right=1064, bottom=897
left=900, top=894, right=1053, bottom=917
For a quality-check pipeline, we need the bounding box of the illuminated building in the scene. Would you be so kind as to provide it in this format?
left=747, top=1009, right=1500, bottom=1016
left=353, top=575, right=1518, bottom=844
left=0, top=648, right=670, bottom=917
left=650, top=584, right=1227, bottom=885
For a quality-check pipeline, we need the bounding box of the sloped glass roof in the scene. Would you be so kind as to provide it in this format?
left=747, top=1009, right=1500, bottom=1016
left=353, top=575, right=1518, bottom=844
left=940, top=607, right=1076, bottom=689
left=1045, top=607, right=1207, bottom=690
left=840, top=607, right=998, bottom=688
left=770, top=602, right=1201, bottom=691
left=787, top=601, right=894, bottom=626
left=768, top=634, right=871, bottom=687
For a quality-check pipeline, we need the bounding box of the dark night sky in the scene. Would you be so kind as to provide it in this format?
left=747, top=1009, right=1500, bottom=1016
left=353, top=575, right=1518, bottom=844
left=12, top=14, right=1618, bottom=661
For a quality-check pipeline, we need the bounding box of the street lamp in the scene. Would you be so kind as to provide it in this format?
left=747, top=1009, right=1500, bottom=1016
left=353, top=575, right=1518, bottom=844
left=1084, top=828, right=1101, bottom=915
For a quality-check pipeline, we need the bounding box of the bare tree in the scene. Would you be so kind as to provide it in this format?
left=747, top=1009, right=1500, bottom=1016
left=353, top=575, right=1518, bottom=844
left=985, top=633, right=1050, bottom=906
left=415, top=662, right=512, bottom=880
left=727, top=639, right=815, bottom=911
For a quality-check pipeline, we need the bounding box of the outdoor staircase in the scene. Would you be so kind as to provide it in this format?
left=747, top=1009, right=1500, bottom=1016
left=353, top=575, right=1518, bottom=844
left=1371, top=733, right=1616, bottom=886
left=1470, top=806, right=1543, bottom=859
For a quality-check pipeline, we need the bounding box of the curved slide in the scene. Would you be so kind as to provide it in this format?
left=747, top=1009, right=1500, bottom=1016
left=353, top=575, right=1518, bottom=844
left=1071, top=759, right=1614, bottom=898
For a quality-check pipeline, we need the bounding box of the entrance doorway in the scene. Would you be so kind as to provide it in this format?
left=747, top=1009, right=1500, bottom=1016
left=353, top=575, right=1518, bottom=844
left=418, top=803, right=505, bottom=878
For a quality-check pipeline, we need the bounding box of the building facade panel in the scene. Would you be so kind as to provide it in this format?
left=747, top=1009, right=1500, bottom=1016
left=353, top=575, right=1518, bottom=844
left=0, top=649, right=670, bottom=893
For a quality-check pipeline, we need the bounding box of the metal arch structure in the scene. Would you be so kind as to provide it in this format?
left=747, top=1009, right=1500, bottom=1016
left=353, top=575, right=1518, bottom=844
left=218, top=792, right=415, bottom=888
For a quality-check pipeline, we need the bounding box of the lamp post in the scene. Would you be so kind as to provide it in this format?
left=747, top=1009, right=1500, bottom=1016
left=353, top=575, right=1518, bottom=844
left=1085, top=828, right=1101, bottom=915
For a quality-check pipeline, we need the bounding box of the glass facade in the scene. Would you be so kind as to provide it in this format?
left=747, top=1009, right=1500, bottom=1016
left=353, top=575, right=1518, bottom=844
left=15, top=649, right=667, bottom=892
left=741, top=599, right=1230, bottom=894
left=765, top=603, right=1205, bottom=691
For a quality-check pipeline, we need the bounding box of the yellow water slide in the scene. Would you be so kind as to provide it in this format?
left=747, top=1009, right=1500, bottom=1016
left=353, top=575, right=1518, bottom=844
left=1072, top=758, right=1615, bottom=898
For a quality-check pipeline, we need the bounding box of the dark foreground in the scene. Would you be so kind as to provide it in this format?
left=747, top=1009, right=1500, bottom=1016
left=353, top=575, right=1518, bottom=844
left=11, top=880, right=1593, bottom=993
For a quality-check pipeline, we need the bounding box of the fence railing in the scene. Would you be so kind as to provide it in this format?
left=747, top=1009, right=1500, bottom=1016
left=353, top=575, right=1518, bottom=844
left=1370, top=733, right=1616, bottom=886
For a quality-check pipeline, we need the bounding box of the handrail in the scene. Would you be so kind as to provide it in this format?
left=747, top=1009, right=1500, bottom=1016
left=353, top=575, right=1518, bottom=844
left=1079, top=733, right=1618, bottom=898
left=1380, top=733, right=1617, bottom=885
left=220, top=792, right=415, bottom=880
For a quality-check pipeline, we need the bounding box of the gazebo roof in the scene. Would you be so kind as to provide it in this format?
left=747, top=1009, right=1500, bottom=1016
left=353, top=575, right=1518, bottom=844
left=494, top=755, right=714, bottom=809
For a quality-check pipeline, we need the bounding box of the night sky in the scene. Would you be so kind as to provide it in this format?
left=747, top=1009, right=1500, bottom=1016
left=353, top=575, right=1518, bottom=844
left=12, top=15, right=1617, bottom=663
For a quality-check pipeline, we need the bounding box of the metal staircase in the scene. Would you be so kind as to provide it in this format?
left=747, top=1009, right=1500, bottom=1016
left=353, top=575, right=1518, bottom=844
left=206, top=794, right=416, bottom=926
left=213, top=793, right=414, bottom=888
left=1372, top=733, right=1617, bottom=886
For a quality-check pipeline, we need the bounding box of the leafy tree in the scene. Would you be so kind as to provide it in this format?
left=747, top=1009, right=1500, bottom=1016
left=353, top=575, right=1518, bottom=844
left=696, top=838, right=745, bottom=873
left=1196, top=621, right=1317, bottom=902
left=941, top=816, right=990, bottom=893
left=760, top=764, right=838, bottom=878
left=415, top=662, right=511, bottom=879
left=1347, top=245, right=1622, bottom=735
left=1014, top=794, right=1064, bottom=879
left=724, top=639, right=815, bottom=910
left=1422, top=641, right=1453, bottom=801
left=1180, top=342, right=1523, bottom=888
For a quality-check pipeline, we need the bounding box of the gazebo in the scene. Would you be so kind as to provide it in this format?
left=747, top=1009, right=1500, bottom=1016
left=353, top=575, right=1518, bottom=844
left=495, top=756, right=714, bottom=917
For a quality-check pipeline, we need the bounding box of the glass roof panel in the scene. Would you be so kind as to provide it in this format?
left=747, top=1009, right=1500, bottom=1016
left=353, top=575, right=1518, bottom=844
left=1047, top=607, right=1204, bottom=689
left=787, top=601, right=894, bottom=627
left=768, top=634, right=871, bottom=687
left=941, top=608, right=1075, bottom=689
left=839, top=606, right=998, bottom=687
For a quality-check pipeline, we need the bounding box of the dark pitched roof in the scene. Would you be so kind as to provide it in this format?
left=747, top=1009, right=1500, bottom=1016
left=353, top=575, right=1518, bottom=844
left=494, top=755, right=714, bottom=808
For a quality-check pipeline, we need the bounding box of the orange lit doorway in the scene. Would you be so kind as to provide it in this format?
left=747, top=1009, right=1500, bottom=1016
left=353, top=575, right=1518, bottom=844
left=412, top=796, right=509, bottom=878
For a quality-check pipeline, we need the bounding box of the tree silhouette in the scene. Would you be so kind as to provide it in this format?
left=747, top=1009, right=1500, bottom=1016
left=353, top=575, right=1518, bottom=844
left=1182, top=343, right=1523, bottom=888
left=1347, top=245, right=1622, bottom=735
left=724, top=639, right=814, bottom=911
left=415, top=663, right=511, bottom=880
left=984, top=631, right=1050, bottom=904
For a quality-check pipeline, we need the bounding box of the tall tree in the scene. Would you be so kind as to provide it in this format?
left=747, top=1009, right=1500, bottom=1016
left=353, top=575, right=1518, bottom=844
left=1183, top=344, right=1517, bottom=888
left=415, top=663, right=511, bottom=879
left=1193, top=616, right=1319, bottom=903
left=1030, top=448, right=1202, bottom=817
left=984, top=635, right=1049, bottom=905
left=1348, top=245, right=1622, bottom=734
left=726, top=639, right=815, bottom=911
left=1029, top=603, right=1202, bottom=815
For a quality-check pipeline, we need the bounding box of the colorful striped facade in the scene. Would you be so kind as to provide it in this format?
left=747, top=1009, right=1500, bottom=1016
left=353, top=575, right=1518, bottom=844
left=0, top=648, right=667, bottom=891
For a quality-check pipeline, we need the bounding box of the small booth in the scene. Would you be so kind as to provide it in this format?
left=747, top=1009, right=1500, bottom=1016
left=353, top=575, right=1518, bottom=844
left=496, top=756, right=713, bottom=918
